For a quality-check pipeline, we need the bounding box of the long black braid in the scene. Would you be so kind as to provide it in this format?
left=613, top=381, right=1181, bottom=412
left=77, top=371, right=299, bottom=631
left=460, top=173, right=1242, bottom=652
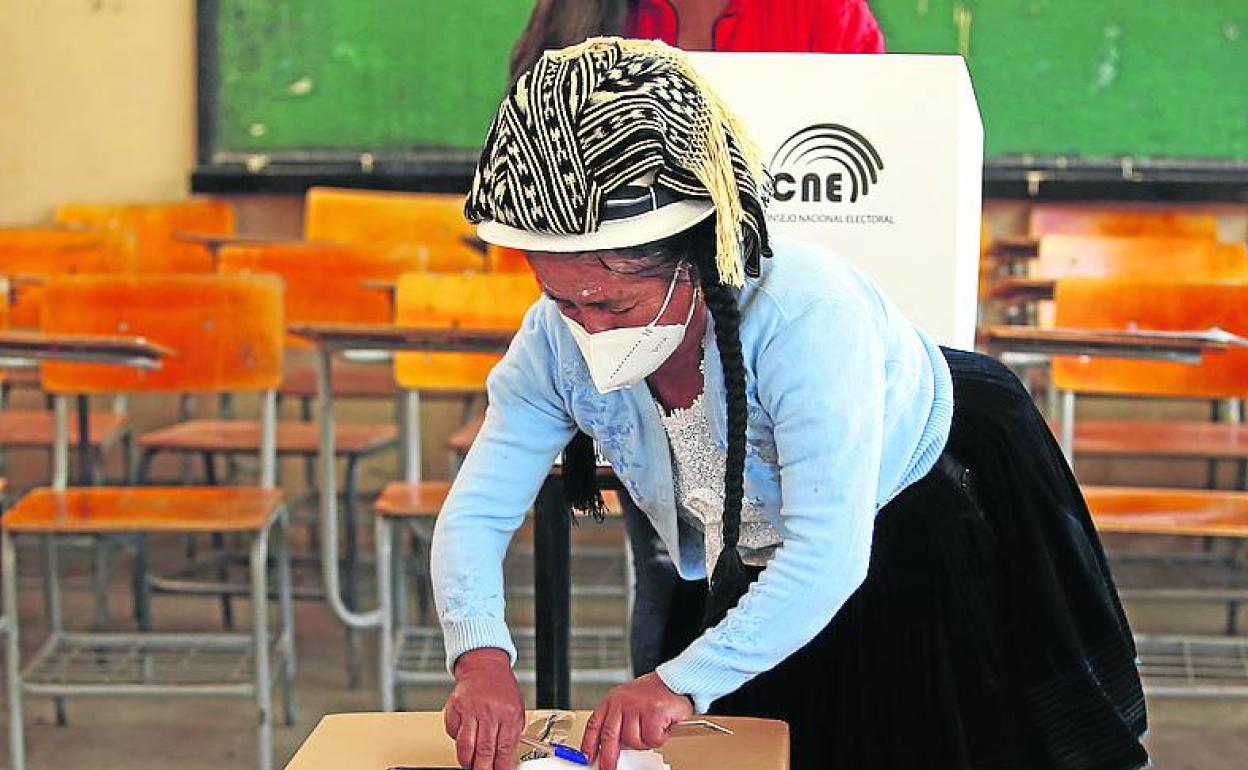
left=561, top=217, right=756, bottom=624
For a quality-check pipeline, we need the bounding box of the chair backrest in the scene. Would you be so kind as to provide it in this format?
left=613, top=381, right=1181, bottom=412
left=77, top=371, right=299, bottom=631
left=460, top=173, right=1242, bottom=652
left=1029, top=205, right=1218, bottom=240
left=1034, top=236, right=1248, bottom=281
left=0, top=226, right=136, bottom=327
left=39, top=274, right=283, bottom=395
left=486, top=244, right=532, bottom=274
left=393, top=272, right=539, bottom=391
left=304, top=187, right=485, bottom=273
left=54, top=198, right=233, bottom=273
left=1052, top=278, right=1248, bottom=399
left=218, top=242, right=427, bottom=346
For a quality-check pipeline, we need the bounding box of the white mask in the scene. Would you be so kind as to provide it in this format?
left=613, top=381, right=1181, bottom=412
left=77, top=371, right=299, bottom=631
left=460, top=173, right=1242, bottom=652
left=560, top=264, right=698, bottom=394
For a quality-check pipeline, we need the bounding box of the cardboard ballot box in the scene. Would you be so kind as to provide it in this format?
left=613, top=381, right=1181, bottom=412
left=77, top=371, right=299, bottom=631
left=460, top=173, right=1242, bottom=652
left=283, top=711, right=788, bottom=770
left=692, top=53, right=983, bottom=348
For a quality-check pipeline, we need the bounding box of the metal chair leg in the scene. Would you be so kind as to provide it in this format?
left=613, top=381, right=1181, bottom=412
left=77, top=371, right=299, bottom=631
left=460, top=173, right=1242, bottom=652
left=211, top=532, right=235, bottom=631
left=91, top=536, right=111, bottom=630
left=376, top=516, right=395, bottom=712
left=343, top=455, right=363, bottom=689
left=300, top=395, right=316, bottom=498
left=250, top=526, right=273, bottom=770
left=275, top=510, right=297, bottom=727
left=133, top=534, right=152, bottom=631
left=198, top=451, right=237, bottom=630
left=394, top=523, right=413, bottom=711
left=4, top=532, right=27, bottom=770
left=40, top=536, right=68, bottom=726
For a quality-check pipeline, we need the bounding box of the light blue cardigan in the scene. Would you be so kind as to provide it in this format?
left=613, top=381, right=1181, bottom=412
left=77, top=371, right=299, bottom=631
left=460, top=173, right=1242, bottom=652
left=430, top=239, right=954, bottom=712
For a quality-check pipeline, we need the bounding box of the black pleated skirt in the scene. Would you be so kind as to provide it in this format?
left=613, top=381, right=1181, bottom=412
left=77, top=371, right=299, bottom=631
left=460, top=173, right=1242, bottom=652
left=661, top=348, right=1148, bottom=770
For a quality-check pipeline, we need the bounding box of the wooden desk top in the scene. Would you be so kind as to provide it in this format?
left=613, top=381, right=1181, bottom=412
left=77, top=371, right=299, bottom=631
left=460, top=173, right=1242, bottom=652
left=979, top=325, right=1247, bottom=363
left=284, top=711, right=788, bottom=770
left=172, top=231, right=301, bottom=250
left=288, top=323, right=513, bottom=354
left=986, top=277, right=1055, bottom=302
left=0, top=330, right=172, bottom=369
left=985, top=235, right=1040, bottom=260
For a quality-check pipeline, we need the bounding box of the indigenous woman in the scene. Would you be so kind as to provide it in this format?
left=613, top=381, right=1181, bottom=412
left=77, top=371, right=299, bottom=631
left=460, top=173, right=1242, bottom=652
left=434, top=39, right=1147, bottom=770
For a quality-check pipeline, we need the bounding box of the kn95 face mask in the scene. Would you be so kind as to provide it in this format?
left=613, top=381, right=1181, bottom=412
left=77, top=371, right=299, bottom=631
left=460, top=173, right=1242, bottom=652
left=560, top=264, right=698, bottom=393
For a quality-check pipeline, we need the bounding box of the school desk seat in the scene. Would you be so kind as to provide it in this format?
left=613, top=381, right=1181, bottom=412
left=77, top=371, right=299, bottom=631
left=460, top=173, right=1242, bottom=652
left=138, top=418, right=397, bottom=458
left=1073, top=420, right=1248, bottom=462
left=0, top=409, right=129, bottom=481
left=1, top=274, right=294, bottom=770
left=4, top=487, right=284, bottom=534
left=447, top=412, right=484, bottom=457
left=277, top=362, right=396, bottom=400
left=374, top=482, right=620, bottom=519
left=1084, top=484, right=1248, bottom=697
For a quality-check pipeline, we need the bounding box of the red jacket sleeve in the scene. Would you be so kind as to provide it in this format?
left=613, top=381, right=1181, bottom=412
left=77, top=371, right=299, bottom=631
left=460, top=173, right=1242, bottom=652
left=811, top=0, right=886, bottom=53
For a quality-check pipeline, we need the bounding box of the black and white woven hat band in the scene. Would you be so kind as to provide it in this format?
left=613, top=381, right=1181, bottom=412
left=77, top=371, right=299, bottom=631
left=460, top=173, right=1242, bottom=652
left=476, top=180, right=715, bottom=252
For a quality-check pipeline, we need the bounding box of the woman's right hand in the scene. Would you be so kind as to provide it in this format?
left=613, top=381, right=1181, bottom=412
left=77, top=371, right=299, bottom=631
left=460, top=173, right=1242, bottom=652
left=444, top=648, right=526, bottom=770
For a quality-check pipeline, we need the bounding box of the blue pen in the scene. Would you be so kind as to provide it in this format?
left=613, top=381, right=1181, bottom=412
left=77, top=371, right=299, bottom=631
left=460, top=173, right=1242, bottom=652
left=519, top=736, right=591, bottom=765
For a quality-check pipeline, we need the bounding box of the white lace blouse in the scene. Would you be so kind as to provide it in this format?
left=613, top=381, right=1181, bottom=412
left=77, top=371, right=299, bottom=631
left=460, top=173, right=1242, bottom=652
left=655, top=392, right=783, bottom=576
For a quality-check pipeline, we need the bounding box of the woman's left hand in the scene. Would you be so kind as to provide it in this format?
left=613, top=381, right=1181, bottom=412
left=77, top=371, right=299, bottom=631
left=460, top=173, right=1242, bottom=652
left=580, top=672, right=694, bottom=770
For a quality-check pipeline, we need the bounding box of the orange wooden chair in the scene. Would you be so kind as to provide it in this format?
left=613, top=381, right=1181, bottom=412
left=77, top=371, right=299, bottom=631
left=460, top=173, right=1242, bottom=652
left=1034, top=235, right=1247, bottom=284
left=148, top=242, right=413, bottom=471
left=129, top=243, right=426, bottom=687
left=985, top=205, right=1218, bottom=270
left=0, top=226, right=135, bottom=328
left=304, top=187, right=484, bottom=273
left=1, top=274, right=294, bottom=770
left=1053, top=279, right=1248, bottom=460
left=0, top=233, right=133, bottom=484
left=54, top=198, right=233, bottom=274
left=1051, top=281, right=1248, bottom=692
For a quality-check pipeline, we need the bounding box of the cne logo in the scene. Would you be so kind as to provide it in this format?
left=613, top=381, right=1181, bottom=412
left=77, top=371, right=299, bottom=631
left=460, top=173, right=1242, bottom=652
left=769, top=124, right=884, bottom=204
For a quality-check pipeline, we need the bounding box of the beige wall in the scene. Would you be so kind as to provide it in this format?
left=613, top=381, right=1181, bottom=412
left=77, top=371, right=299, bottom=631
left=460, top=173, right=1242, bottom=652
left=0, top=0, right=196, bottom=225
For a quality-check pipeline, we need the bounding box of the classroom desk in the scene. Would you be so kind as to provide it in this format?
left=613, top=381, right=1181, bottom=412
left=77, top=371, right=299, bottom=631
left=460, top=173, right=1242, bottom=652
left=0, top=330, right=171, bottom=484
left=287, top=323, right=517, bottom=703
left=980, top=324, right=1248, bottom=458
left=284, top=711, right=789, bottom=770
left=978, top=325, right=1245, bottom=364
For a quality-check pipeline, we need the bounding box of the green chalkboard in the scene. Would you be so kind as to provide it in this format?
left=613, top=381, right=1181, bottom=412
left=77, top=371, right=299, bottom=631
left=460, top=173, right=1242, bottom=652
left=873, top=0, right=1248, bottom=160
left=200, top=0, right=1248, bottom=179
left=211, top=0, right=532, bottom=155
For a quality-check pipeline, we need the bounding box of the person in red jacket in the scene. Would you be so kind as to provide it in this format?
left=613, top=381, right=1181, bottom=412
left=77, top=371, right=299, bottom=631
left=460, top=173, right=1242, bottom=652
left=628, top=0, right=884, bottom=53
left=510, top=0, right=884, bottom=80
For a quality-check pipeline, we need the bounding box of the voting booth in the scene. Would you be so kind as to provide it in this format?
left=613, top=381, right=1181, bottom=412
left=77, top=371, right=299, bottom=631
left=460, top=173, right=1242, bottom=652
left=692, top=53, right=983, bottom=348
